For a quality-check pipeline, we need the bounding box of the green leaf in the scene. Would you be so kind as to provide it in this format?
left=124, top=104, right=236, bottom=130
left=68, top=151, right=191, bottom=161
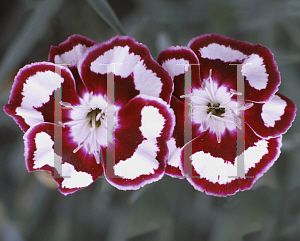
left=86, top=0, right=125, bottom=35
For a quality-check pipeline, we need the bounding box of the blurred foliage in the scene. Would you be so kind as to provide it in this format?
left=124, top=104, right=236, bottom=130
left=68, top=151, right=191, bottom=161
left=1, top=0, right=300, bottom=240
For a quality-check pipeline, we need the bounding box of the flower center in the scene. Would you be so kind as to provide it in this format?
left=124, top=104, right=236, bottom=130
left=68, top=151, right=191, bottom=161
left=60, top=93, right=110, bottom=165
left=181, top=69, right=254, bottom=144
left=206, top=103, right=225, bottom=117
left=87, top=108, right=105, bottom=128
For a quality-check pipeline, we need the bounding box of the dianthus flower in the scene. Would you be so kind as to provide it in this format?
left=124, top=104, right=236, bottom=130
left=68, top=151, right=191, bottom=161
left=4, top=35, right=175, bottom=195
left=157, top=34, right=296, bottom=196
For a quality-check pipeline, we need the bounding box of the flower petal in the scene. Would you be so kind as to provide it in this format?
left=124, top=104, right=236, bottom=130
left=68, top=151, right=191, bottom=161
left=180, top=124, right=282, bottom=196
left=4, top=62, right=79, bottom=132
left=245, top=93, right=297, bottom=138
left=78, top=36, right=173, bottom=108
left=48, top=34, right=97, bottom=67
left=157, top=46, right=201, bottom=100
left=24, top=122, right=103, bottom=195
left=103, top=94, right=175, bottom=190
left=165, top=96, right=185, bottom=178
left=188, top=34, right=280, bottom=102
left=49, top=34, right=97, bottom=98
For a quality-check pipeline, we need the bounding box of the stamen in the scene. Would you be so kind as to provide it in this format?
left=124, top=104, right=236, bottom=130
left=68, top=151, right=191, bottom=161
left=204, top=87, right=214, bottom=106
left=60, top=101, right=73, bottom=108
left=73, top=143, right=83, bottom=153
left=230, top=109, right=242, bottom=130
left=242, top=102, right=254, bottom=111
left=230, top=89, right=242, bottom=96
left=216, top=131, right=221, bottom=143
left=96, top=112, right=102, bottom=121
left=60, top=101, right=72, bottom=106
left=209, top=68, right=212, bottom=79
left=180, top=93, right=193, bottom=98
left=58, top=121, right=65, bottom=127
left=90, top=111, right=96, bottom=131
left=209, top=69, right=216, bottom=103
left=88, top=91, right=94, bottom=102
left=206, top=111, right=212, bottom=121
left=94, top=152, right=100, bottom=164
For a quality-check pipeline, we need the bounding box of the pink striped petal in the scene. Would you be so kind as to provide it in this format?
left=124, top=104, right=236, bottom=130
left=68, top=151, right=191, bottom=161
left=246, top=93, right=297, bottom=138
left=24, top=122, right=103, bottom=195
left=103, top=94, right=175, bottom=190
left=180, top=124, right=282, bottom=196
left=78, top=36, right=173, bottom=108
left=4, top=62, right=80, bottom=132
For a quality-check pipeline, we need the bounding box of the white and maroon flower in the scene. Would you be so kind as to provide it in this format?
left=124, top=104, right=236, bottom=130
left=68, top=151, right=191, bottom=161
left=158, top=33, right=296, bottom=196
left=4, top=34, right=175, bottom=194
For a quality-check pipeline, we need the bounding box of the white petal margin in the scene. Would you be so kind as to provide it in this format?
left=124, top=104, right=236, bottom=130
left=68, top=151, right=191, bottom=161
left=190, top=138, right=269, bottom=185
left=26, top=130, right=93, bottom=190
left=161, top=58, right=189, bottom=78
left=261, top=94, right=287, bottom=127
left=89, top=45, right=162, bottom=98
left=243, top=54, right=269, bottom=90
left=114, top=105, right=165, bottom=179
left=199, top=43, right=247, bottom=62
left=15, top=63, right=64, bottom=126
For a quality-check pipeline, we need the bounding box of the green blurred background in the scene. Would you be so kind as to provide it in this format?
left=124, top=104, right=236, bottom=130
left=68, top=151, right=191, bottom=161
left=0, top=0, right=300, bottom=240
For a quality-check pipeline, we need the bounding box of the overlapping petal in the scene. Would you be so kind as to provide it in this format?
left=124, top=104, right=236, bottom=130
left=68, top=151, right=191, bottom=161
left=188, top=33, right=281, bottom=103
left=180, top=124, right=282, bottom=196
left=103, top=94, right=175, bottom=190
left=79, top=36, right=173, bottom=108
left=158, top=33, right=296, bottom=196
left=24, top=122, right=103, bottom=195
left=165, top=96, right=185, bottom=178
left=157, top=46, right=201, bottom=100
left=49, top=34, right=97, bottom=97
left=245, top=93, right=297, bottom=138
left=5, top=32, right=296, bottom=196
left=4, top=62, right=79, bottom=132
left=5, top=34, right=175, bottom=195
left=157, top=47, right=200, bottom=178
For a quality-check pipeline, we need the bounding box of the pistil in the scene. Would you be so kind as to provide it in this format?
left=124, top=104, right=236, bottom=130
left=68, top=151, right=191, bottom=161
left=206, top=103, right=225, bottom=117
left=87, top=108, right=104, bottom=129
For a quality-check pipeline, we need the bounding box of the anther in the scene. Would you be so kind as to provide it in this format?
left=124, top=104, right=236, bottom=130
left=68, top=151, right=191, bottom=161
left=73, top=143, right=83, bottom=153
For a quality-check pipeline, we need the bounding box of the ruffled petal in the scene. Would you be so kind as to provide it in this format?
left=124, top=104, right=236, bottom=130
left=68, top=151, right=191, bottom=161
left=245, top=93, right=297, bottom=138
left=24, top=122, right=103, bottom=195
left=49, top=34, right=97, bottom=98
left=188, top=33, right=280, bottom=102
left=180, top=124, right=282, bottom=196
left=78, top=36, right=173, bottom=108
left=48, top=34, right=97, bottom=67
left=4, top=62, right=80, bottom=132
left=157, top=46, right=201, bottom=100
left=103, top=94, right=175, bottom=190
